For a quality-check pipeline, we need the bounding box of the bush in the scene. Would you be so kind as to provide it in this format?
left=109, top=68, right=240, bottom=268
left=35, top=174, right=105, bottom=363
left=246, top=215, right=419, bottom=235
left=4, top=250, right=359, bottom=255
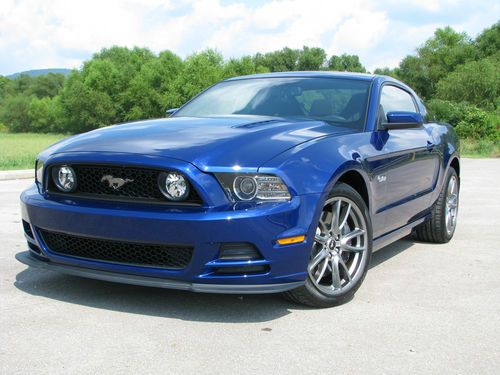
left=427, top=99, right=499, bottom=141
left=427, top=99, right=473, bottom=126
left=455, top=108, right=499, bottom=141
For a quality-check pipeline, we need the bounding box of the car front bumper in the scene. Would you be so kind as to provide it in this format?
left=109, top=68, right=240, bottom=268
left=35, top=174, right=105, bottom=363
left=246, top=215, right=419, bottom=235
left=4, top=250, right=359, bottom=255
left=15, top=251, right=304, bottom=293
left=19, top=183, right=322, bottom=293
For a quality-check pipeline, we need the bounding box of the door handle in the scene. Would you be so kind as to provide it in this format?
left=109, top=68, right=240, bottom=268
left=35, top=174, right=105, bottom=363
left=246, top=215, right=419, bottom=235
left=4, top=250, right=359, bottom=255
left=426, top=141, right=435, bottom=151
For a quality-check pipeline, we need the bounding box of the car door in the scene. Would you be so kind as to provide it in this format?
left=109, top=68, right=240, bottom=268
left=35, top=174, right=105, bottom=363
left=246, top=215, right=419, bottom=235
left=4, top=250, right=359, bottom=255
left=375, top=84, right=440, bottom=232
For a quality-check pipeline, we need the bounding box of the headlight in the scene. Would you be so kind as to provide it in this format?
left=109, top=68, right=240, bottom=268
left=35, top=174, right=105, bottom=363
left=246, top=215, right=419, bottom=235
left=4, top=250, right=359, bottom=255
left=158, top=172, right=190, bottom=201
left=216, top=174, right=291, bottom=202
left=233, top=176, right=258, bottom=200
left=35, top=160, right=44, bottom=184
left=52, top=165, right=77, bottom=192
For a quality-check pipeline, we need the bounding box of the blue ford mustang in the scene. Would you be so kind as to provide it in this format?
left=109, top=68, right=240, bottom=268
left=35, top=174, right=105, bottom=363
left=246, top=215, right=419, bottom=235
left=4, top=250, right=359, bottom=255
left=16, top=72, right=460, bottom=307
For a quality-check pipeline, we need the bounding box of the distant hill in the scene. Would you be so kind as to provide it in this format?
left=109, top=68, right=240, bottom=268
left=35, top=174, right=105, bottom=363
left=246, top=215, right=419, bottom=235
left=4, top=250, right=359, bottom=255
left=6, top=68, right=72, bottom=79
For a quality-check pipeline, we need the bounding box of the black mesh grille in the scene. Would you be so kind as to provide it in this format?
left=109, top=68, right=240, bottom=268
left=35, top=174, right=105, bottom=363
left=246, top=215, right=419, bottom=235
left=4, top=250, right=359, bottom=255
left=48, top=164, right=202, bottom=204
left=39, top=229, right=193, bottom=269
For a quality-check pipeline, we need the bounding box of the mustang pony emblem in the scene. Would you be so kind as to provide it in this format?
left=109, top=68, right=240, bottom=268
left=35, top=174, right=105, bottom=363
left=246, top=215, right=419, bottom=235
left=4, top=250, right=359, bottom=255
left=101, top=175, right=134, bottom=190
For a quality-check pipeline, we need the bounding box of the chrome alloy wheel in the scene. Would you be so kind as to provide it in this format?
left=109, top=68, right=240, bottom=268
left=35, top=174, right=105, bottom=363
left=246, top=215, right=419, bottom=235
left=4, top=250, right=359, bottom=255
left=308, top=196, right=368, bottom=295
left=445, top=175, right=459, bottom=235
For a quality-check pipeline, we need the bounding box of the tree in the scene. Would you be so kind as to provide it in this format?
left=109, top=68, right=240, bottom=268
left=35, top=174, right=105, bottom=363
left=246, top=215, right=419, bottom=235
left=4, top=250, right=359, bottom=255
left=398, top=26, right=476, bottom=98
left=29, top=73, right=65, bottom=98
left=170, top=49, right=225, bottom=106
left=0, top=95, right=32, bottom=132
left=252, top=46, right=329, bottom=72
left=436, top=54, right=500, bottom=109
left=93, top=46, right=155, bottom=73
left=373, top=67, right=399, bottom=78
left=0, top=75, right=9, bottom=100
left=4, top=74, right=32, bottom=97
left=60, top=71, right=116, bottom=133
left=80, top=59, right=122, bottom=121
left=124, top=50, right=183, bottom=120
left=253, top=47, right=301, bottom=71
left=475, top=21, right=500, bottom=58
left=81, top=46, right=155, bottom=120
left=28, top=96, right=65, bottom=133
left=297, top=47, right=327, bottom=70
left=398, top=55, right=427, bottom=93
left=223, top=56, right=268, bottom=78
left=328, top=54, right=366, bottom=72
left=1, top=73, right=65, bottom=98
left=1, top=21, right=499, bottom=136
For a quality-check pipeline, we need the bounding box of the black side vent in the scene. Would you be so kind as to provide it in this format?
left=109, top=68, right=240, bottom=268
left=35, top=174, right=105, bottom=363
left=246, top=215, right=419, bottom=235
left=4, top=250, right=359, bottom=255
left=214, top=265, right=269, bottom=275
left=215, top=243, right=268, bottom=275
left=28, top=242, right=42, bottom=255
left=219, top=243, right=262, bottom=260
left=22, top=220, right=34, bottom=238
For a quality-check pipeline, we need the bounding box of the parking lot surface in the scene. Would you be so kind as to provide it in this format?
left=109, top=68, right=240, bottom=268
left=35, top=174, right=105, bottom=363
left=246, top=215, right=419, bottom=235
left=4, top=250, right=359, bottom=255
left=1, top=158, right=499, bottom=374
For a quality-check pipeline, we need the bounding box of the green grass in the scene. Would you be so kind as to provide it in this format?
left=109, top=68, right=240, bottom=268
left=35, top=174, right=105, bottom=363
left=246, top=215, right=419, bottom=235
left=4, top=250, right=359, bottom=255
left=460, top=138, right=500, bottom=158
left=0, top=132, right=67, bottom=170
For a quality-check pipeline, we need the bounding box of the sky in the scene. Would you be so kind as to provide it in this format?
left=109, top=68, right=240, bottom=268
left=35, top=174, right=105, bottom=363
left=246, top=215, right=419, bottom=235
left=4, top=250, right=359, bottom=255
left=0, top=0, right=499, bottom=76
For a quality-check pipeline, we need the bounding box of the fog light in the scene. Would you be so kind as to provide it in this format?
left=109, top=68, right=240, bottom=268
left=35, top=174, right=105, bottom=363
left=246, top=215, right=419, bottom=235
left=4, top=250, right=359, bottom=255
left=52, top=165, right=77, bottom=192
left=158, top=172, right=189, bottom=201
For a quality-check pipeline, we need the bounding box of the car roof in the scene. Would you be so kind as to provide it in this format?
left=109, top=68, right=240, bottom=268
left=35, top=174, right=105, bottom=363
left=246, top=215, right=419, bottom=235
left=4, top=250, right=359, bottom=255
left=224, top=71, right=379, bottom=82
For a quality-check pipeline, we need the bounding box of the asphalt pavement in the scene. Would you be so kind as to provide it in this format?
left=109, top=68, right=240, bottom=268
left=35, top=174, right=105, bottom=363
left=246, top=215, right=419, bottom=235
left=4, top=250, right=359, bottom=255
left=1, top=158, right=499, bottom=374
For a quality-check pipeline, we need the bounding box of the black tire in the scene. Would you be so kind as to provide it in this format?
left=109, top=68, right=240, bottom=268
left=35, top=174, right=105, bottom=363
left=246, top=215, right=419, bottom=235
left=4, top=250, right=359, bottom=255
left=413, top=167, right=459, bottom=243
left=283, top=183, right=373, bottom=308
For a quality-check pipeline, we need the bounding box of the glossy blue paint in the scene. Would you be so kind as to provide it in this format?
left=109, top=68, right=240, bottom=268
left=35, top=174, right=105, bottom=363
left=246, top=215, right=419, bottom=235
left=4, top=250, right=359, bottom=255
left=19, top=72, right=460, bottom=293
left=39, top=116, right=345, bottom=173
left=386, top=111, right=423, bottom=125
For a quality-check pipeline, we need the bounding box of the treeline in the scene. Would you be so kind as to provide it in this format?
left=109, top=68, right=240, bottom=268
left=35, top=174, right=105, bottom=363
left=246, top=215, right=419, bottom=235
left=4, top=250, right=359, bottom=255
left=376, top=23, right=499, bottom=142
left=0, top=21, right=498, bottom=142
left=0, top=47, right=365, bottom=134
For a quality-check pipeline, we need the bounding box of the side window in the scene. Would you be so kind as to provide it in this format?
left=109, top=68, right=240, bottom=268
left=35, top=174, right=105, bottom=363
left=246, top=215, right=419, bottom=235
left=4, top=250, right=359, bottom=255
left=379, top=85, right=417, bottom=121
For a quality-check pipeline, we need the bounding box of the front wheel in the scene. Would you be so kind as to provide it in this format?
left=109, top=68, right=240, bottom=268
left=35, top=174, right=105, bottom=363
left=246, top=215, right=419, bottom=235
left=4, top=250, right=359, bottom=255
left=284, top=183, right=372, bottom=308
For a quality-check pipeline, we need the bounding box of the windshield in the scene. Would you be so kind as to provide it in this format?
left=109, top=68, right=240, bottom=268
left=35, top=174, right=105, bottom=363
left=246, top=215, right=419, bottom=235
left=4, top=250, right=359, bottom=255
left=173, top=77, right=371, bottom=130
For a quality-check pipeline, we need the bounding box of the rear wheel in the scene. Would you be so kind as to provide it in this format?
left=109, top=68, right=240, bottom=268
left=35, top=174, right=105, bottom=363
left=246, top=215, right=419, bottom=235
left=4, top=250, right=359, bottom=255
left=284, top=183, right=372, bottom=308
left=413, top=168, right=459, bottom=243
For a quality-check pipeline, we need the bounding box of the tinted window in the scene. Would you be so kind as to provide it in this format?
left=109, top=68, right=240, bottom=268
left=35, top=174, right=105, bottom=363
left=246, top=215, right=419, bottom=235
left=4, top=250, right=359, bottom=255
left=174, top=78, right=371, bottom=130
left=380, top=85, right=417, bottom=120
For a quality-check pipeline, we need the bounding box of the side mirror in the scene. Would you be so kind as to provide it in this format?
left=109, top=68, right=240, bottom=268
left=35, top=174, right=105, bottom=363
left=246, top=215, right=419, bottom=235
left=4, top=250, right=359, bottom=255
left=382, top=111, right=423, bottom=130
left=166, top=108, right=179, bottom=117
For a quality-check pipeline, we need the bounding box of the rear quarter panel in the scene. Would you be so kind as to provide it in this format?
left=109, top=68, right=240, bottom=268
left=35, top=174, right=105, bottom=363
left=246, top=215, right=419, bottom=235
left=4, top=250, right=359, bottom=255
left=425, top=121, right=460, bottom=204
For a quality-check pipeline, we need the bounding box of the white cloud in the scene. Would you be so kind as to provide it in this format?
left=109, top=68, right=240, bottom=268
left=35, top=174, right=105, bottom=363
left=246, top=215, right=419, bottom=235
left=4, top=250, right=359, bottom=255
left=0, top=0, right=498, bottom=75
left=329, top=8, right=388, bottom=56
left=380, top=0, right=459, bottom=12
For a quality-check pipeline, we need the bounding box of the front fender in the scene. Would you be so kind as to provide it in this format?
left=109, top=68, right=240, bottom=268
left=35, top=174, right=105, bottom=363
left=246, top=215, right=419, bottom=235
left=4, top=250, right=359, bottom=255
left=259, top=133, right=373, bottom=196
left=259, top=133, right=375, bottom=248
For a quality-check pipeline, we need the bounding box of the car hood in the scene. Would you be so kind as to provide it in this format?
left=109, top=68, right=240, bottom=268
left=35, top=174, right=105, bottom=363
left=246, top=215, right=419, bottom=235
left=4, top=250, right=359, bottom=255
left=44, top=115, right=353, bottom=170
